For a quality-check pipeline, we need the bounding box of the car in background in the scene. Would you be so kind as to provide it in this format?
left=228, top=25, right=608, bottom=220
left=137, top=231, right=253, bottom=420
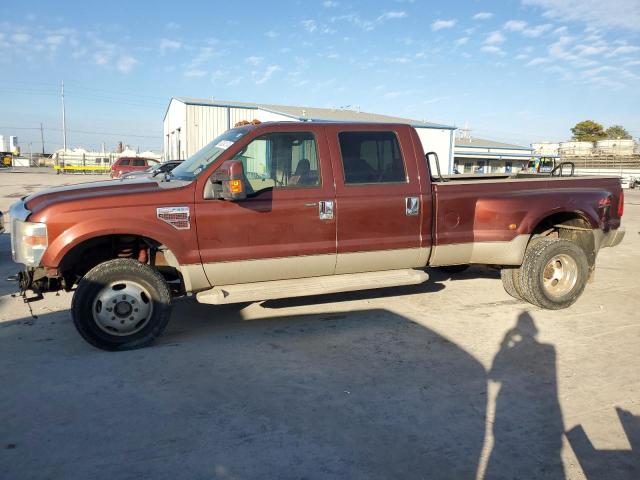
left=110, top=157, right=159, bottom=179
left=120, top=160, right=182, bottom=180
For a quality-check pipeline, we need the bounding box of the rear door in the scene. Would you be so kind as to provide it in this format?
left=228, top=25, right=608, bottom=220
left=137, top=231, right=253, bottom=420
left=195, top=125, right=337, bottom=285
left=326, top=125, right=428, bottom=274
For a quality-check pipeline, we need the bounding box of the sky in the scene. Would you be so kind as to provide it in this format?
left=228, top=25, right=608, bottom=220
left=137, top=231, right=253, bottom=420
left=0, top=0, right=639, bottom=153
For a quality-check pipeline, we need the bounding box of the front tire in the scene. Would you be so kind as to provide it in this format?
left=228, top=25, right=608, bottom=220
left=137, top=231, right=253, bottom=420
left=519, top=238, right=589, bottom=310
left=71, top=259, right=172, bottom=351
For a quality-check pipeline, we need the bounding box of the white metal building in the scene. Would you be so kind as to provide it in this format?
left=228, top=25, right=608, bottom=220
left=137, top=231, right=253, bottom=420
left=454, top=136, right=534, bottom=173
left=163, top=97, right=457, bottom=174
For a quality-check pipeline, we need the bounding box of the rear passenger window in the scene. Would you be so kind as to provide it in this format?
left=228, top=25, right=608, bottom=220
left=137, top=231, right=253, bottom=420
left=338, top=131, right=406, bottom=184
left=132, top=158, right=146, bottom=167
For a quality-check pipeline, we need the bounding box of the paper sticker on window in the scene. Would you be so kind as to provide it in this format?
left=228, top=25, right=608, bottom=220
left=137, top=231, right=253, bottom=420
left=215, top=140, right=234, bottom=150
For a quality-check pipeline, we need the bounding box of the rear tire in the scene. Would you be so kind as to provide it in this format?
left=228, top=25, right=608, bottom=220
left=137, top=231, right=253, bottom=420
left=71, top=259, right=172, bottom=351
left=500, top=267, right=524, bottom=300
left=519, top=238, right=589, bottom=310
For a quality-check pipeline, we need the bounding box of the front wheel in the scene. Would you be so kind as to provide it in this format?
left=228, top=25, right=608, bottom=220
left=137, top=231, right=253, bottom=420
left=519, top=238, right=589, bottom=310
left=71, top=259, right=172, bottom=351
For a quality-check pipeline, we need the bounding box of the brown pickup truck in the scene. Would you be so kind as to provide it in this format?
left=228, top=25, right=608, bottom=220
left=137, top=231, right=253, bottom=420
left=9, top=122, right=625, bottom=350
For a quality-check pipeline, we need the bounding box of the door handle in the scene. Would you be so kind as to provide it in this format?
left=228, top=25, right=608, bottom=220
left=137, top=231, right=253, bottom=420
left=319, top=200, right=334, bottom=220
left=405, top=197, right=419, bottom=216
left=304, top=202, right=318, bottom=207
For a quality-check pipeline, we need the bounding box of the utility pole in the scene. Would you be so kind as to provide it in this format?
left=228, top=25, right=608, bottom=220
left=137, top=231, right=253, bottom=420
left=40, top=123, right=45, bottom=155
left=61, top=80, right=67, bottom=152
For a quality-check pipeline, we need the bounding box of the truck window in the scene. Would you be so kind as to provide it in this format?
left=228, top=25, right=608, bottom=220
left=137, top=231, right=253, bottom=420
left=232, top=132, right=320, bottom=194
left=338, top=131, right=406, bottom=184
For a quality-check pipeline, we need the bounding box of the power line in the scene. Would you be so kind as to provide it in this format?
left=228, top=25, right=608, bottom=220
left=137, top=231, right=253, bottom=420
left=0, top=126, right=161, bottom=138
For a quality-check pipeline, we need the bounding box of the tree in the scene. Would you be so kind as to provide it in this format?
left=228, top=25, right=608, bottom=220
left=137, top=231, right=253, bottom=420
left=571, top=120, right=607, bottom=142
left=605, top=125, right=632, bottom=140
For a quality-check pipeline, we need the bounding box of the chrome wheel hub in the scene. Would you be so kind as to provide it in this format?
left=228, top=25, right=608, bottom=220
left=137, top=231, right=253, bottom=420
left=92, top=281, right=153, bottom=336
left=542, top=254, right=578, bottom=298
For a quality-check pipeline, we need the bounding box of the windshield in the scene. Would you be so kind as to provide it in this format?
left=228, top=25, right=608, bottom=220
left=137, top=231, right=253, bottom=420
left=170, top=126, right=253, bottom=180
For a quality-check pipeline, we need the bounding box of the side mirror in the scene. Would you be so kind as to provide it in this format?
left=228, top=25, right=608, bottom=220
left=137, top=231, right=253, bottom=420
left=210, top=159, right=247, bottom=201
left=425, top=151, right=445, bottom=181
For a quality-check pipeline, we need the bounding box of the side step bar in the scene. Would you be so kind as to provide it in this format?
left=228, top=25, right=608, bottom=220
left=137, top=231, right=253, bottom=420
left=196, top=269, right=429, bottom=305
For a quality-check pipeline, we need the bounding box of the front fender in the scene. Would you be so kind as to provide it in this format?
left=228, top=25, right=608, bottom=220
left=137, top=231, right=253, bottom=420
left=41, top=212, right=201, bottom=268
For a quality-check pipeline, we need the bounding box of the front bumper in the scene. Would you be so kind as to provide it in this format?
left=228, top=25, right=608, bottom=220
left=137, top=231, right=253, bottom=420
left=600, top=227, right=625, bottom=249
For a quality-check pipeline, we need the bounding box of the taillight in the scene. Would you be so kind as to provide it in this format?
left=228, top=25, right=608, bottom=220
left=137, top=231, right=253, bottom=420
left=618, top=190, right=624, bottom=217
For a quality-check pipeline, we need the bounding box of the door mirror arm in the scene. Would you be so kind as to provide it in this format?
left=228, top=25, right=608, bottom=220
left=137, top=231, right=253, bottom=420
left=208, top=159, right=248, bottom=201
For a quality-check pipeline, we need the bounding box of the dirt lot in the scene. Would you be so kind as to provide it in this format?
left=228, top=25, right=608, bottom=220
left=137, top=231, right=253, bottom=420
left=0, top=169, right=638, bottom=480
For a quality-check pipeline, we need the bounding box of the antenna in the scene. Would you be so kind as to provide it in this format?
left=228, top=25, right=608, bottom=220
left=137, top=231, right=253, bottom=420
left=61, top=81, right=67, bottom=152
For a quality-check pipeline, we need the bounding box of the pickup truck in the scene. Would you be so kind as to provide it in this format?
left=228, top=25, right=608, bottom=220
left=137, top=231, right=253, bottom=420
left=9, top=122, right=625, bottom=351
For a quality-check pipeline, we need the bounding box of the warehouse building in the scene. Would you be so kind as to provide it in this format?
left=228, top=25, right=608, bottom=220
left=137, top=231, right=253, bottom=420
left=163, top=97, right=457, bottom=174
left=454, top=136, right=534, bottom=174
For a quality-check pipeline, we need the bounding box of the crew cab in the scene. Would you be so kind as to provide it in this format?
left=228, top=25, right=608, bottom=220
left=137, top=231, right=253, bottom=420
left=9, top=122, right=625, bottom=350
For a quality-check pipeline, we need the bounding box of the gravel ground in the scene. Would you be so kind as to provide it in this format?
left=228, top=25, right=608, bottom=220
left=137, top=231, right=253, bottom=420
left=0, top=170, right=638, bottom=480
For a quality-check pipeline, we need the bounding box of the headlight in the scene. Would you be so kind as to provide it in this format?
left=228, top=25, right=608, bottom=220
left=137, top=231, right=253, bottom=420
left=11, top=220, right=48, bottom=266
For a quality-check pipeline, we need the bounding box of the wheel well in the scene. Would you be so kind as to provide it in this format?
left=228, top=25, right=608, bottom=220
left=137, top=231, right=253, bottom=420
left=531, top=212, right=596, bottom=267
left=59, top=234, right=184, bottom=290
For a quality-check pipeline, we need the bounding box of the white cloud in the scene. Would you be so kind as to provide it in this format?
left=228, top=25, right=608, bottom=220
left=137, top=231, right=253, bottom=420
left=245, top=55, right=263, bottom=66
left=431, top=19, right=456, bottom=31
left=323, top=0, right=338, bottom=6
left=332, top=11, right=406, bottom=31
left=504, top=20, right=527, bottom=31
left=256, top=64, right=280, bottom=84
left=93, top=52, right=110, bottom=65
left=522, top=23, right=553, bottom=37
left=456, top=37, right=469, bottom=46
left=45, top=35, right=64, bottom=47
left=522, top=0, right=640, bottom=32
left=377, top=11, right=407, bottom=21
left=12, top=33, right=31, bottom=43
left=117, top=55, right=137, bottom=73
left=485, top=31, right=505, bottom=44
left=159, top=38, right=181, bottom=53
left=481, top=45, right=506, bottom=55
left=504, top=20, right=553, bottom=37
left=609, top=45, right=640, bottom=56
left=166, top=22, right=180, bottom=30
left=302, top=19, right=317, bottom=32
left=265, top=30, right=279, bottom=38
left=526, top=57, right=551, bottom=66
left=184, top=69, right=207, bottom=78
left=575, top=44, right=607, bottom=56
left=473, top=12, right=493, bottom=20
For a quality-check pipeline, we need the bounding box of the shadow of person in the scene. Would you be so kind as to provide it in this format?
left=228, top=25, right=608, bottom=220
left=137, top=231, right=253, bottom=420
left=485, top=311, right=565, bottom=479
left=566, top=407, right=640, bottom=480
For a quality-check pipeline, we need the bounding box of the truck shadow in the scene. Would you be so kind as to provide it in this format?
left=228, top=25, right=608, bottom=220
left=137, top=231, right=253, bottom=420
left=0, top=303, right=487, bottom=479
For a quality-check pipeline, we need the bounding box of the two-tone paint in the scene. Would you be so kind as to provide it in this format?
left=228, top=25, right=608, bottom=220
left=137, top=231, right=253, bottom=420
left=18, top=122, right=624, bottom=292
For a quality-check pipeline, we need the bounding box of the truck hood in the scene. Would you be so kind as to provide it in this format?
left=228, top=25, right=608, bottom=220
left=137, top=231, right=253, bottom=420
left=24, top=178, right=191, bottom=216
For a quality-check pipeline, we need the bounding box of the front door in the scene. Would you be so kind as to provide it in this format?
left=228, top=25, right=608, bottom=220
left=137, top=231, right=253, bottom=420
left=195, top=127, right=336, bottom=286
left=325, top=126, right=427, bottom=274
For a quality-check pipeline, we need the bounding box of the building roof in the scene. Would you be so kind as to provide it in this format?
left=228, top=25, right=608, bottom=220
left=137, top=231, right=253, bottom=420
left=455, top=136, right=532, bottom=151
left=172, top=96, right=456, bottom=130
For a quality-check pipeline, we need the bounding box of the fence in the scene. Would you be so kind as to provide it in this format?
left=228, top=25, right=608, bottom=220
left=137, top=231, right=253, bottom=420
left=54, top=153, right=119, bottom=174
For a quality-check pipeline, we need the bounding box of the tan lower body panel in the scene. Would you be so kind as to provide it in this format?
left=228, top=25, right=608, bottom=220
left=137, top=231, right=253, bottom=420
left=429, top=234, right=530, bottom=266
left=201, top=248, right=431, bottom=286
left=335, top=247, right=431, bottom=275
left=203, top=254, right=336, bottom=286
left=196, top=268, right=429, bottom=305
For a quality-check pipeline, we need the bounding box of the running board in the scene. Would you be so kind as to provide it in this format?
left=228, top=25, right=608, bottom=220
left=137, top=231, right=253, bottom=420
left=196, top=269, right=429, bottom=305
